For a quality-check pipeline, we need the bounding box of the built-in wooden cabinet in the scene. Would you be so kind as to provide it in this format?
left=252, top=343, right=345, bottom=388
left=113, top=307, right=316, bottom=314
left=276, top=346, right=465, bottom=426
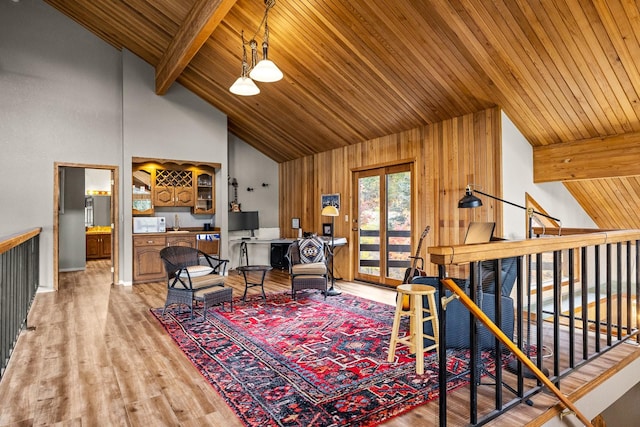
left=195, top=232, right=220, bottom=256
left=132, top=159, right=219, bottom=216
left=132, top=235, right=166, bottom=283
left=194, top=170, right=215, bottom=214
left=153, top=169, right=194, bottom=207
left=132, top=167, right=153, bottom=215
left=86, top=233, right=111, bottom=259
left=166, top=234, right=195, bottom=248
left=132, top=233, right=197, bottom=283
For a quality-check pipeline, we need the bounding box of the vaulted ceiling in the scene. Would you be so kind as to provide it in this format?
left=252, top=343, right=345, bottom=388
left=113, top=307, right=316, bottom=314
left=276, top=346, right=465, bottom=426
left=44, top=0, right=640, bottom=229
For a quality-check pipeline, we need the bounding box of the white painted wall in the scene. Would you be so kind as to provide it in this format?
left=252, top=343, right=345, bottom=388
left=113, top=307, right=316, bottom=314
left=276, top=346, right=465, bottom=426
left=228, top=133, right=279, bottom=228
left=0, top=0, right=122, bottom=289
left=501, top=111, right=596, bottom=240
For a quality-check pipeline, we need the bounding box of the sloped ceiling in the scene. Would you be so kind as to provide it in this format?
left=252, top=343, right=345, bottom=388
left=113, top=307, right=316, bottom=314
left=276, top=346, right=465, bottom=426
left=42, top=0, right=640, bottom=228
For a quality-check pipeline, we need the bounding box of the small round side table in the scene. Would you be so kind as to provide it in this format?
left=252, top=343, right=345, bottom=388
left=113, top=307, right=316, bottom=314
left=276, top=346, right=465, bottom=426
left=237, top=265, right=273, bottom=301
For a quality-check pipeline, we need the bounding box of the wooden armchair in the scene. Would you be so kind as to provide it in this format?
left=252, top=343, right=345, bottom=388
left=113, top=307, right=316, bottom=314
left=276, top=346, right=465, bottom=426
left=285, top=237, right=328, bottom=300
left=160, top=246, right=231, bottom=319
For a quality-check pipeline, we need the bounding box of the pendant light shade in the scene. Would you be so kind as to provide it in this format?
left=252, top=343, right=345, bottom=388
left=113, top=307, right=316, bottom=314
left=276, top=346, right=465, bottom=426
left=249, top=59, right=283, bottom=83
left=229, top=76, right=260, bottom=96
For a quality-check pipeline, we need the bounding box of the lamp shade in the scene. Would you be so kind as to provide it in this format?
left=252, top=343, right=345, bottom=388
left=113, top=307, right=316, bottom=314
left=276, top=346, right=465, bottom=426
left=458, top=190, right=483, bottom=208
left=321, top=205, right=339, bottom=217
left=229, top=76, right=260, bottom=96
left=249, top=59, right=283, bottom=82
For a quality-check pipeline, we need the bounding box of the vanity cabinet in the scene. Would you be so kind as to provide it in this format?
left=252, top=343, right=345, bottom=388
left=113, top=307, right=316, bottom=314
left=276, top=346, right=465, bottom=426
left=86, top=233, right=111, bottom=259
left=132, top=233, right=196, bottom=283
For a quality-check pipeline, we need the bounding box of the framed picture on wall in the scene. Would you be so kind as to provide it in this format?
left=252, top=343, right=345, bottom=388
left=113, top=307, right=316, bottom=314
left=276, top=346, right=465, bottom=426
left=323, top=223, right=333, bottom=236
left=321, top=193, right=340, bottom=210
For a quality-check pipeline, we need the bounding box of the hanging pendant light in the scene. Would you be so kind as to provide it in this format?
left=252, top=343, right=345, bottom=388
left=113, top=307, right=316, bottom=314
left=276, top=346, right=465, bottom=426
left=248, top=12, right=283, bottom=83
left=229, top=31, right=260, bottom=96
left=229, top=0, right=282, bottom=96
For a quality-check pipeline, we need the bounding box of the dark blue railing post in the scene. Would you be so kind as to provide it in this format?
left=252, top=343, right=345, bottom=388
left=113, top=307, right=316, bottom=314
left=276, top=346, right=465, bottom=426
left=0, top=230, right=40, bottom=378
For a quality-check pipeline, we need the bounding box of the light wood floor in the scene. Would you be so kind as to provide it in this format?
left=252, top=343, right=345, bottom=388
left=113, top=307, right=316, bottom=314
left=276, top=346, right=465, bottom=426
left=0, top=261, right=636, bottom=426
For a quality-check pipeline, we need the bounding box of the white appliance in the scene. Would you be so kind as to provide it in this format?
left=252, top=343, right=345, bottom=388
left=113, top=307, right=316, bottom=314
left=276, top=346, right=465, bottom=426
left=133, top=217, right=166, bottom=233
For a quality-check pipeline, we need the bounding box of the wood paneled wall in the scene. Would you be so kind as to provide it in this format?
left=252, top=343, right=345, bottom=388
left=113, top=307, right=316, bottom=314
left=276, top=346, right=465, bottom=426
left=279, top=107, right=502, bottom=281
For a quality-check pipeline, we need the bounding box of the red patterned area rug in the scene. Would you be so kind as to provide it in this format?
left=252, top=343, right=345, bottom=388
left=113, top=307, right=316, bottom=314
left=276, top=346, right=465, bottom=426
left=151, top=292, right=496, bottom=427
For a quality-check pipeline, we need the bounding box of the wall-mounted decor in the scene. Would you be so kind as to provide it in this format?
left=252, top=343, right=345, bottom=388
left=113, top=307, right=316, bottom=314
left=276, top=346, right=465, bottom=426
left=323, top=223, right=333, bottom=236
left=321, top=193, right=340, bottom=210
left=291, top=218, right=300, bottom=229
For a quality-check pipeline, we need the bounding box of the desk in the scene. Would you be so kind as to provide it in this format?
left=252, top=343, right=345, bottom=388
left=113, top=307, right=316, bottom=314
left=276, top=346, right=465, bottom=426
left=237, top=265, right=273, bottom=301
left=229, top=238, right=294, bottom=268
left=228, top=237, right=347, bottom=271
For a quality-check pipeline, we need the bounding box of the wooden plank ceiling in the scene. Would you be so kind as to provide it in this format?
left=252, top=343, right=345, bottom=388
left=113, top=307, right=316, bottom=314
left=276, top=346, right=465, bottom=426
left=43, top=0, right=640, bottom=229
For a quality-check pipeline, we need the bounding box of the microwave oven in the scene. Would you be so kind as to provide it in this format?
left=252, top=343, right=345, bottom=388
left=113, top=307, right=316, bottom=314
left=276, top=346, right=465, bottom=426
left=133, top=217, right=166, bottom=233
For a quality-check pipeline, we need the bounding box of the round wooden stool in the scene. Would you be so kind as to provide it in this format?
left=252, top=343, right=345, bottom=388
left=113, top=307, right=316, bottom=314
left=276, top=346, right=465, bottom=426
left=387, top=283, right=440, bottom=375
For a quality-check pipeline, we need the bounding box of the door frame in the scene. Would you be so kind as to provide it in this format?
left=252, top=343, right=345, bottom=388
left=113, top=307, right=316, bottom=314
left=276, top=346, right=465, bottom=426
left=53, top=162, right=119, bottom=291
left=351, top=161, right=414, bottom=287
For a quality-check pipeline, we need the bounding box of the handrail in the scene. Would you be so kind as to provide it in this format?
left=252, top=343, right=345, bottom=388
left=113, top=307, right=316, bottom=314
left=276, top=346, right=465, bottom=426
left=441, top=278, right=594, bottom=427
left=531, top=227, right=619, bottom=236
left=0, top=228, right=42, bottom=255
left=428, top=229, right=640, bottom=265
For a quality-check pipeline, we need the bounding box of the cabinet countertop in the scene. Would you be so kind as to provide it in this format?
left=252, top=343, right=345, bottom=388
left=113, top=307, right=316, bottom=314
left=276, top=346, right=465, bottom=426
left=133, top=228, right=220, bottom=237
left=86, top=226, right=112, bottom=235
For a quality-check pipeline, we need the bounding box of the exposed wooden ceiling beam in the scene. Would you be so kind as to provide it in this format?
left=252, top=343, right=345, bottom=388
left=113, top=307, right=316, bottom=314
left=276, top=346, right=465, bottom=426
left=155, top=0, right=237, bottom=95
left=533, top=132, right=640, bottom=182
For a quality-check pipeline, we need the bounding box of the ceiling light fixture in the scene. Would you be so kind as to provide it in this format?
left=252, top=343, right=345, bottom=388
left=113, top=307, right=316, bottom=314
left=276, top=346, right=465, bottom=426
left=229, top=0, right=283, bottom=96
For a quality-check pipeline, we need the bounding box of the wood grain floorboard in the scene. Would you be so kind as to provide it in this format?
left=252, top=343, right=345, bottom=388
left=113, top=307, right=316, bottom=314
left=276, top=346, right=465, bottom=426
left=0, top=261, right=637, bottom=426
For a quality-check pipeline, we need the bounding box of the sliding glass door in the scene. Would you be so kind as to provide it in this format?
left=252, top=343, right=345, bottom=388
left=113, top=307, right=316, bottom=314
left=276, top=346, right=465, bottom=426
left=353, top=164, right=412, bottom=286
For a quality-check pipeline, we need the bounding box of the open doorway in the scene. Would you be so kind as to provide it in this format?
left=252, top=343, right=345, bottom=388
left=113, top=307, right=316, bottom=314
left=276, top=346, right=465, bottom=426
left=53, top=162, right=119, bottom=291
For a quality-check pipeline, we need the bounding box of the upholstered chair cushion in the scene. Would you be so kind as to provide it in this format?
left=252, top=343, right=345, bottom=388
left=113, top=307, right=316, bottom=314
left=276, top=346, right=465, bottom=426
left=291, top=262, right=327, bottom=275
left=179, top=265, right=213, bottom=278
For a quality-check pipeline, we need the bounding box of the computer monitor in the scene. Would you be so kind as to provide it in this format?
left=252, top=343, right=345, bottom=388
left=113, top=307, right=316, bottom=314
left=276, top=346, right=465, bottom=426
left=228, top=211, right=259, bottom=236
left=464, top=221, right=495, bottom=244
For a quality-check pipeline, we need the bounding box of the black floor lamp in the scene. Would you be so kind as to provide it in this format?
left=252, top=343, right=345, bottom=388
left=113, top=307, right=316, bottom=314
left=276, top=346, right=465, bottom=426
left=459, top=184, right=561, bottom=378
left=321, top=205, right=341, bottom=296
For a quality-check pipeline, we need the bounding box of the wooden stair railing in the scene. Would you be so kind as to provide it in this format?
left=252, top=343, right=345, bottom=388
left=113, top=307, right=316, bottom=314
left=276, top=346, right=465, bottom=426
left=441, top=277, right=594, bottom=427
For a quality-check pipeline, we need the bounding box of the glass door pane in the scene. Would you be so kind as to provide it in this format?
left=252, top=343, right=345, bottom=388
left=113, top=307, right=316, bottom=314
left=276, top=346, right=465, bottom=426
left=357, top=174, right=381, bottom=279
left=386, top=170, right=411, bottom=281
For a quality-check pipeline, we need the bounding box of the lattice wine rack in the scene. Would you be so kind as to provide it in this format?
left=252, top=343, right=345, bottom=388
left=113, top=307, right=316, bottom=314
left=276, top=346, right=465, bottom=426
left=155, top=169, right=193, bottom=188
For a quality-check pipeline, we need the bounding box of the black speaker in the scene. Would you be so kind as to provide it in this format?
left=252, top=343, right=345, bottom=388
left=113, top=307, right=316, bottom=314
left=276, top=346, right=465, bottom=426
left=270, top=243, right=290, bottom=269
